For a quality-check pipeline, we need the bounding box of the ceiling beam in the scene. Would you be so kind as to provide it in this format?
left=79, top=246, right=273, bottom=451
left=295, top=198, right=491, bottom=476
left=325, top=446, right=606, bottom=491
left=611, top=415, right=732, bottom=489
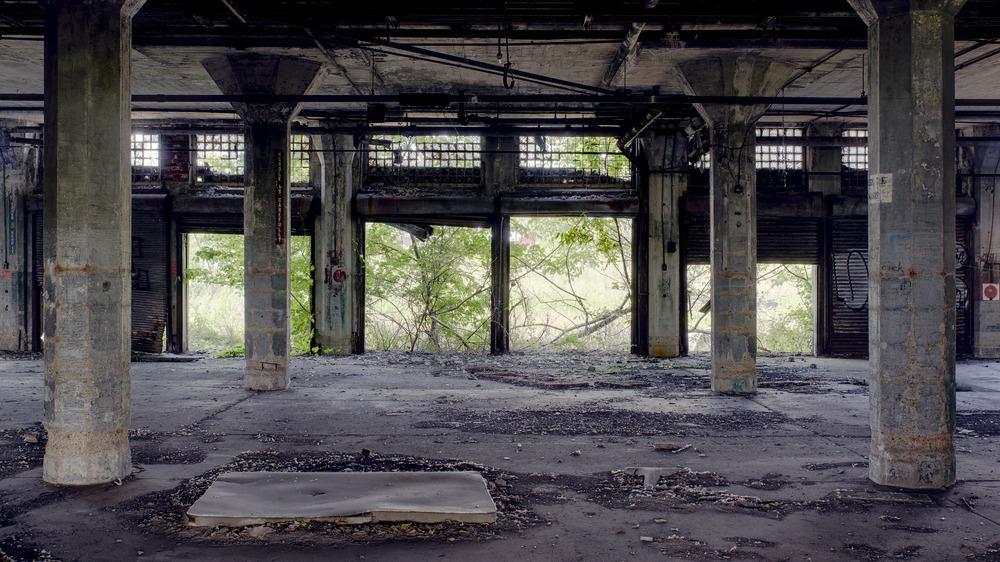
left=599, top=23, right=645, bottom=90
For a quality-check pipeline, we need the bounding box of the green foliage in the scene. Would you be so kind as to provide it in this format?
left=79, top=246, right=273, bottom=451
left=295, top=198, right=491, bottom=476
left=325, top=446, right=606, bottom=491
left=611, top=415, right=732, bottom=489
left=756, top=264, right=813, bottom=355
left=365, top=224, right=491, bottom=351
left=509, top=216, right=632, bottom=351
left=216, top=345, right=244, bottom=358
left=364, top=217, right=633, bottom=352
left=685, top=263, right=814, bottom=355
left=186, top=233, right=315, bottom=355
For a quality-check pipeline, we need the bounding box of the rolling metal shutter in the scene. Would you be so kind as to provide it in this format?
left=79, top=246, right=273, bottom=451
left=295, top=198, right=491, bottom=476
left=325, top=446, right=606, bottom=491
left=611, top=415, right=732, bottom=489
left=828, top=217, right=974, bottom=358
left=828, top=218, right=869, bottom=357
left=681, top=214, right=821, bottom=264
left=30, top=201, right=171, bottom=353
left=131, top=205, right=169, bottom=353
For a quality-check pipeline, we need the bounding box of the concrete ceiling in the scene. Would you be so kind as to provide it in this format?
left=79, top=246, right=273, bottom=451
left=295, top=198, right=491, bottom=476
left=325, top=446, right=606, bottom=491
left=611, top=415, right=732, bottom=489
left=2, top=1, right=1000, bottom=133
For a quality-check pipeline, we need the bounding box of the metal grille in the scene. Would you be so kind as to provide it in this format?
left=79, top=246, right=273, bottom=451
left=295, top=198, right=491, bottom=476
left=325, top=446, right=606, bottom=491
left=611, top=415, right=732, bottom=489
left=755, top=128, right=803, bottom=170
left=365, top=135, right=481, bottom=187
left=195, top=134, right=244, bottom=184
left=518, top=136, right=631, bottom=187
left=842, top=129, right=868, bottom=170
left=695, top=153, right=710, bottom=171
left=131, top=133, right=160, bottom=183
left=290, top=134, right=310, bottom=186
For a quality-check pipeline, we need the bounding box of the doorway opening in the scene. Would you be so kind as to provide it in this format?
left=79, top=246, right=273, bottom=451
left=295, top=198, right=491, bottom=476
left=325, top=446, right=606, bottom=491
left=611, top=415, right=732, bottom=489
left=364, top=223, right=491, bottom=351
left=509, top=216, right=632, bottom=351
left=684, top=263, right=814, bottom=355
left=185, top=233, right=313, bottom=355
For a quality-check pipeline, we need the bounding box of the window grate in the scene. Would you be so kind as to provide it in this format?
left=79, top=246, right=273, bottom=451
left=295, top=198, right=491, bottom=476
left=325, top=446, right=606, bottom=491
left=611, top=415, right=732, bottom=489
left=365, top=135, right=482, bottom=187
left=518, top=136, right=631, bottom=187
left=695, top=152, right=710, bottom=171
left=290, top=135, right=310, bottom=186
left=755, top=128, right=803, bottom=170
left=196, top=134, right=244, bottom=184
left=842, top=129, right=868, bottom=170
left=131, top=133, right=160, bottom=183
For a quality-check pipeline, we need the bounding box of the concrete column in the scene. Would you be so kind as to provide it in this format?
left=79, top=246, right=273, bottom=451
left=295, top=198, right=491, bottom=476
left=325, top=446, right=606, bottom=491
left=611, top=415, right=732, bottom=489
left=40, top=0, right=145, bottom=485
left=313, top=133, right=362, bottom=355
left=202, top=55, right=324, bottom=390
left=490, top=214, right=511, bottom=353
left=849, top=0, right=965, bottom=489
left=642, top=131, right=687, bottom=357
left=966, top=125, right=1000, bottom=357
left=482, top=134, right=519, bottom=196
left=0, top=127, right=39, bottom=352
left=674, top=56, right=796, bottom=393
left=483, top=133, right=517, bottom=354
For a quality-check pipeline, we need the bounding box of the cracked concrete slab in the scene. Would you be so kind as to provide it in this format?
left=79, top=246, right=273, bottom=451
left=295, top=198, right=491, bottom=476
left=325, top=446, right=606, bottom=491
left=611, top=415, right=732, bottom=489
left=186, top=470, right=497, bottom=526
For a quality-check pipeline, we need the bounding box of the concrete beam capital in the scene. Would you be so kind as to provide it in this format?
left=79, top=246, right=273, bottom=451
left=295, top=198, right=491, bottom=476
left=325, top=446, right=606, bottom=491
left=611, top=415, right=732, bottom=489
left=673, top=56, right=797, bottom=127
left=202, top=55, right=326, bottom=124
left=847, top=0, right=967, bottom=26
left=37, top=0, right=145, bottom=16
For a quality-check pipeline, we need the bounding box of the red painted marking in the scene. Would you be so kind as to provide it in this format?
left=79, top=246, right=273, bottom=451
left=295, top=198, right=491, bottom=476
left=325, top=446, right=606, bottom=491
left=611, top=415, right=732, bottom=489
left=275, top=149, right=285, bottom=246
left=332, top=269, right=346, bottom=283
left=0, top=270, right=11, bottom=280
left=985, top=284, right=999, bottom=301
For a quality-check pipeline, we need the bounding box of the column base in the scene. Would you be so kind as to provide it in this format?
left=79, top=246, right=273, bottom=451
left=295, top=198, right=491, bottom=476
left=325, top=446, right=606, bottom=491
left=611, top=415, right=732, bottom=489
left=869, top=446, right=956, bottom=490
left=245, top=363, right=289, bottom=391
left=42, top=429, right=131, bottom=485
left=316, top=335, right=354, bottom=356
left=711, top=373, right=758, bottom=394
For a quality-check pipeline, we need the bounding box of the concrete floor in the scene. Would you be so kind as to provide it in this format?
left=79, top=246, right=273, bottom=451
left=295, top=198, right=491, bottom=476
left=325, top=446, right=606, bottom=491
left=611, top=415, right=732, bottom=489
left=1, top=351, right=999, bottom=561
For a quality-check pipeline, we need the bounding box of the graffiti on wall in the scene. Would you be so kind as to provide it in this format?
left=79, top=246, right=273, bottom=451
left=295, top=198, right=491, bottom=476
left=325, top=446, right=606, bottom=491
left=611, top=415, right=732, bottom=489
left=833, top=243, right=970, bottom=311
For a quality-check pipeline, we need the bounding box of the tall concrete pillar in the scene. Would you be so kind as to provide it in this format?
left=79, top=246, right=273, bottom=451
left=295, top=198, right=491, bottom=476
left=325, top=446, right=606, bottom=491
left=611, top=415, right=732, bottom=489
left=483, top=133, right=517, bottom=354
left=0, top=126, right=39, bottom=352
left=40, top=0, right=145, bottom=485
left=641, top=131, right=687, bottom=357
left=674, top=56, right=796, bottom=393
left=967, top=125, right=1000, bottom=358
left=202, top=55, right=324, bottom=390
left=849, top=0, right=964, bottom=489
left=313, top=133, right=362, bottom=355
left=490, top=214, right=510, bottom=353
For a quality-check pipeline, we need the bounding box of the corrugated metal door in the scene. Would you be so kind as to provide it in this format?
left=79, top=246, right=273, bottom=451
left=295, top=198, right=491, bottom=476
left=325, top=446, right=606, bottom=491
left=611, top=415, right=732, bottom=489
left=828, top=217, right=974, bottom=358
left=828, top=218, right=868, bottom=357
left=682, top=214, right=821, bottom=264
left=132, top=207, right=169, bottom=353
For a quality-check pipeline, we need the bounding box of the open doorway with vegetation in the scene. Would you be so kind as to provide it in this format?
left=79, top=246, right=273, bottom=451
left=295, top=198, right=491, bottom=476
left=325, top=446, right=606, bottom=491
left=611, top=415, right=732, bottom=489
left=685, top=263, right=814, bottom=355
left=509, top=216, right=632, bottom=351
left=756, top=263, right=813, bottom=354
left=364, top=223, right=491, bottom=351
left=185, top=233, right=314, bottom=355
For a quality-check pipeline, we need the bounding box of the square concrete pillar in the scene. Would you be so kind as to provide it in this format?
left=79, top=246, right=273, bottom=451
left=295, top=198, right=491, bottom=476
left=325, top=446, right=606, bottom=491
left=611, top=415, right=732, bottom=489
left=39, top=0, right=146, bottom=485
left=849, top=0, right=966, bottom=489
left=202, top=55, right=325, bottom=390
left=966, top=125, right=1000, bottom=358
left=640, top=131, right=687, bottom=357
left=313, top=133, right=362, bottom=355
left=674, top=56, right=796, bottom=393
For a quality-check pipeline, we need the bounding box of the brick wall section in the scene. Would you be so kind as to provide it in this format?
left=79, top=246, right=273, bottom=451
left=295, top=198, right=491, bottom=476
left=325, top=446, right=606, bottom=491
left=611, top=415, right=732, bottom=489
left=160, top=134, right=190, bottom=183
